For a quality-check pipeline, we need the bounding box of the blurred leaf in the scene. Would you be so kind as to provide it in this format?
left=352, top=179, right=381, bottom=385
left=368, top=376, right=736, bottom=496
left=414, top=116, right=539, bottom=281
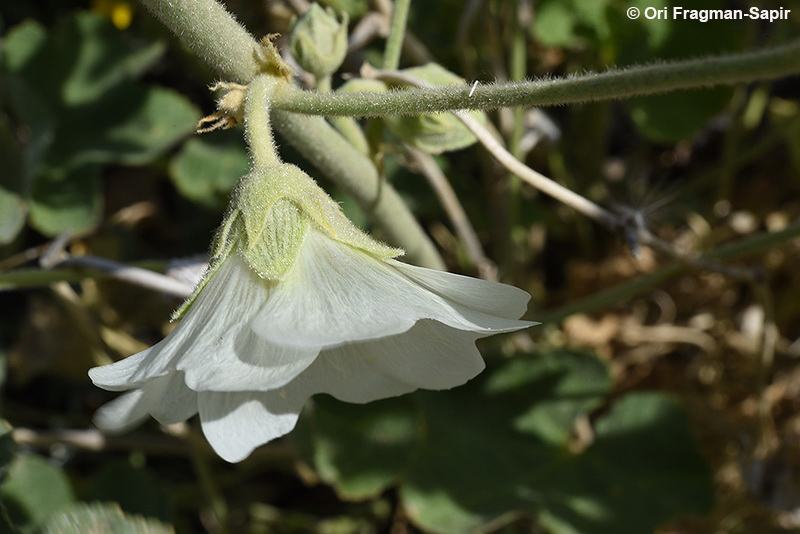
left=3, top=13, right=164, bottom=109
left=50, top=84, right=199, bottom=168
left=298, top=350, right=712, bottom=534
left=384, top=64, right=484, bottom=154
left=0, top=115, right=26, bottom=244
left=28, top=164, right=102, bottom=237
left=85, top=461, right=171, bottom=520
left=307, top=396, right=417, bottom=500
left=43, top=502, right=174, bottom=534
left=1, top=12, right=198, bottom=237
left=531, top=0, right=612, bottom=47
left=317, top=0, right=369, bottom=18
left=0, top=421, right=14, bottom=482
left=169, top=131, right=249, bottom=209
left=610, top=0, right=745, bottom=142
left=485, top=349, right=611, bottom=444
left=0, top=455, right=75, bottom=533
left=539, top=393, right=714, bottom=534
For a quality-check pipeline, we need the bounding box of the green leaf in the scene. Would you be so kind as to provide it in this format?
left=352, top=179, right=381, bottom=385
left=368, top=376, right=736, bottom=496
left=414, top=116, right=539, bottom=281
left=0, top=455, right=75, bottom=533
left=540, top=393, right=714, bottom=534
left=49, top=84, right=199, bottom=168
left=85, top=461, right=171, bottom=521
left=531, top=0, right=613, bottom=47
left=3, top=13, right=164, bottom=110
left=28, top=164, right=102, bottom=237
left=384, top=64, right=484, bottom=154
left=43, top=502, right=174, bottom=534
left=169, top=131, right=249, bottom=209
left=299, top=350, right=712, bottom=534
left=0, top=421, right=14, bottom=482
left=0, top=115, right=27, bottom=244
left=485, top=349, right=611, bottom=444
left=307, top=396, right=417, bottom=500
left=610, top=0, right=745, bottom=141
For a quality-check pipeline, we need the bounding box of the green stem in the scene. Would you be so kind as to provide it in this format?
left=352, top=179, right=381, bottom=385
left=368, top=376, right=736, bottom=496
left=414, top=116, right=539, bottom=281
left=245, top=75, right=282, bottom=168
left=383, top=0, right=411, bottom=70
left=273, top=39, right=800, bottom=116
left=138, top=0, right=260, bottom=84
left=137, top=0, right=443, bottom=268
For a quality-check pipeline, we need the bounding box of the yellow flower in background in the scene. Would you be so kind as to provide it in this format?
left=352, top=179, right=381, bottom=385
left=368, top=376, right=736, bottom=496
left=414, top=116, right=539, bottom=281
left=91, top=0, right=134, bottom=30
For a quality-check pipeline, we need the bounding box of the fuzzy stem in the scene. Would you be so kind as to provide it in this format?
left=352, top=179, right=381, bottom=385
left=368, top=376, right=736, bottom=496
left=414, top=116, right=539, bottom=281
left=383, top=0, right=411, bottom=70
left=274, top=39, right=800, bottom=116
left=137, top=0, right=443, bottom=268
left=245, top=75, right=282, bottom=168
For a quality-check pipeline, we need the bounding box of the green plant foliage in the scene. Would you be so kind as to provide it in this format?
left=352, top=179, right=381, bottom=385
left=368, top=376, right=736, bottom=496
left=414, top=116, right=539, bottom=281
left=85, top=460, right=172, bottom=521
left=0, top=455, right=75, bottom=533
left=531, top=0, right=613, bottom=47
left=531, top=0, right=745, bottom=142
left=0, top=421, right=13, bottom=482
left=1, top=12, right=199, bottom=238
left=296, top=350, right=713, bottom=534
left=317, top=0, right=369, bottom=18
left=0, top=115, right=26, bottom=244
left=611, top=0, right=744, bottom=142
left=43, top=502, right=174, bottom=534
left=169, top=131, right=250, bottom=210
left=299, top=395, right=418, bottom=500
left=384, top=64, right=484, bottom=154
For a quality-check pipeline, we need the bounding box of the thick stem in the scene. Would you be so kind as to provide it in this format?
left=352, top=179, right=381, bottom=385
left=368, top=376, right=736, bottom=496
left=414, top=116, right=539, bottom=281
left=137, top=0, right=443, bottom=268
left=274, top=39, right=800, bottom=116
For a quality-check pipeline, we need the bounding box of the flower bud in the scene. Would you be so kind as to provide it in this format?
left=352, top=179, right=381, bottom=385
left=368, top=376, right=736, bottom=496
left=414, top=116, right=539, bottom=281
left=290, top=3, right=349, bottom=79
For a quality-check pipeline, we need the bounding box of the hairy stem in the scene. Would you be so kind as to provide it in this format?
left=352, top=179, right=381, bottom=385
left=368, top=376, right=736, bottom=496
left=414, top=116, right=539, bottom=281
left=245, top=75, right=282, bottom=168
left=274, top=39, right=800, bottom=116
left=138, top=0, right=443, bottom=268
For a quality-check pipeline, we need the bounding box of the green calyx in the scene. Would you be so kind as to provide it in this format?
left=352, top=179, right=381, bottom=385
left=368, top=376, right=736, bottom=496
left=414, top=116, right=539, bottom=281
left=226, top=163, right=402, bottom=280
left=290, top=3, right=349, bottom=79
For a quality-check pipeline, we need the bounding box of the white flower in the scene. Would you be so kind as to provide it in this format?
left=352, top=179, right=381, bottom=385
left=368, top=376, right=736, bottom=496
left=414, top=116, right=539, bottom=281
left=89, top=165, right=533, bottom=462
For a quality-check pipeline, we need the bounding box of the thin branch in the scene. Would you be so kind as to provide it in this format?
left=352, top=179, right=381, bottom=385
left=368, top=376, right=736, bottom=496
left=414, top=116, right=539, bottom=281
left=382, top=0, right=411, bottom=70
left=272, top=39, right=800, bottom=116
left=405, top=146, right=497, bottom=280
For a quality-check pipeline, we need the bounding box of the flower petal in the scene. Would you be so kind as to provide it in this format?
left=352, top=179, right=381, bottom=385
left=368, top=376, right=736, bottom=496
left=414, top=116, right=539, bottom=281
left=252, top=229, right=532, bottom=349
left=148, top=372, right=198, bottom=425
left=94, top=372, right=198, bottom=432
left=93, top=389, right=150, bottom=433
left=198, top=389, right=305, bottom=463
left=90, top=254, right=273, bottom=392
left=369, top=320, right=486, bottom=390
left=293, top=344, right=419, bottom=403
left=391, top=260, right=531, bottom=319
left=180, top=328, right=319, bottom=392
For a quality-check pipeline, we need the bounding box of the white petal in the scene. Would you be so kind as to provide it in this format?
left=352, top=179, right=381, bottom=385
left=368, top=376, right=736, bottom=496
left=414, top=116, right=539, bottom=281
left=90, top=254, right=273, bottom=391
left=94, top=389, right=150, bottom=433
left=94, top=372, right=198, bottom=432
left=392, top=261, right=531, bottom=320
left=252, top=229, right=532, bottom=349
left=198, top=389, right=305, bottom=463
left=148, top=372, right=198, bottom=425
left=179, top=328, right=319, bottom=392
left=293, top=344, right=418, bottom=403
left=370, top=320, right=486, bottom=390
